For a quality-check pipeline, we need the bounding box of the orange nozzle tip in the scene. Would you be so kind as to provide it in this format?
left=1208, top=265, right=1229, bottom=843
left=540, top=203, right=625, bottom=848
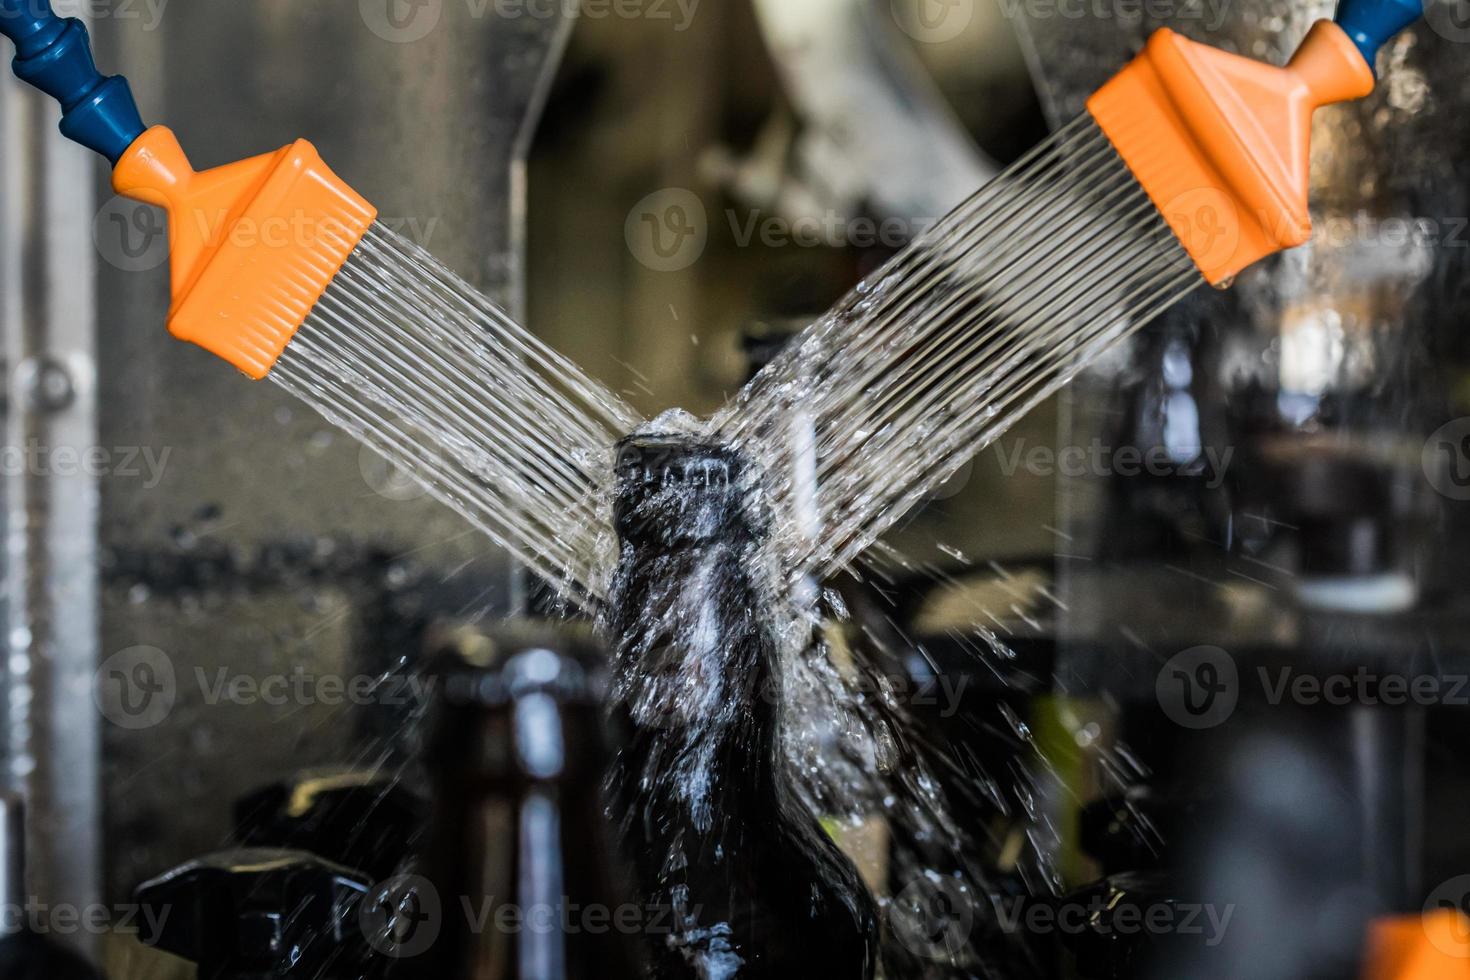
left=112, top=126, right=377, bottom=379
left=1362, top=911, right=1470, bottom=979
left=1088, top=21, right=1375, bottom=285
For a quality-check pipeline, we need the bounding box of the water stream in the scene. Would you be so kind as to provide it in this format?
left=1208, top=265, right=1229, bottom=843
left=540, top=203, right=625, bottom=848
left=265, top=121, right=1208, bottom=970
left=713, top=116, right=1201, bottom=583
left=269, top=223, right=643, bottom=605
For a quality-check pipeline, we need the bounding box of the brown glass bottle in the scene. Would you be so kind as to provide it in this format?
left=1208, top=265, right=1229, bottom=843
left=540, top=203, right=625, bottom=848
left=421, top=628, right=643, bottom=980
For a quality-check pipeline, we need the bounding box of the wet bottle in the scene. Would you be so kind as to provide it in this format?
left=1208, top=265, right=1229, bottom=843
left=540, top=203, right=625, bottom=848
left=605, top=430, right=879, bottom=980
left=418, top=627, right=643, bottom=979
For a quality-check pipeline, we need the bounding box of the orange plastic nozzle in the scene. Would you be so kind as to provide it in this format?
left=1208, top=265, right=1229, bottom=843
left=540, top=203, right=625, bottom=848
left=112, top=126, right=377, bottom=379
left=1361, top=911, right=1470, bottom=979
left=1088, top=21, right=1375, bottom=285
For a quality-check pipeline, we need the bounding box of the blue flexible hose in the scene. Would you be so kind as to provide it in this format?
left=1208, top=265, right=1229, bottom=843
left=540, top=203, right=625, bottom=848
left=0, top=0, right=144, bottom=163
left=1335, top=0, right=1426, bottom=72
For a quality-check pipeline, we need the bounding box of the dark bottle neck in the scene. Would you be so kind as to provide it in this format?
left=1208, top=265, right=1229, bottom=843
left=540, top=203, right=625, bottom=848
left=612, top=435, right=757, bottom=550
left=606, top=435, right=784, bottom=820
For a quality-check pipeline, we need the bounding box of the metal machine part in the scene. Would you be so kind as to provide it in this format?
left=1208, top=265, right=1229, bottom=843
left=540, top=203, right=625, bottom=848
left=133, top=849, right=374, bottom=979
left=0, top=26, right=102, bottom=952
left=233, top=770, right=426, bottom=885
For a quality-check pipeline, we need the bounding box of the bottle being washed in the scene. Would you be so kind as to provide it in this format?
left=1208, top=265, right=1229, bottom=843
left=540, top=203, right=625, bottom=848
left=604, top=415, right=878, bottom=980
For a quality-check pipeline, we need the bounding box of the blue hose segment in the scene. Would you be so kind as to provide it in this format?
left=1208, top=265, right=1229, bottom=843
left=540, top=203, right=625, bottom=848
left=1335, top=0, right=1425, bottom=72
left=0, top=0, right=145, bottom=164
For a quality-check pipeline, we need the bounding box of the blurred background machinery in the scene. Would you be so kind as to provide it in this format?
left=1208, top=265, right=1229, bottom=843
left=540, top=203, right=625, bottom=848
left=2, top=0, right=1470, bottom=976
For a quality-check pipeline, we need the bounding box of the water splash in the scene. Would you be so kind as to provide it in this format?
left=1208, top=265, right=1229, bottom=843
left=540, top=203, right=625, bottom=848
left=713, top=116, right=1201, bottom=582
left=270, top=223, right=644, bottom=605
